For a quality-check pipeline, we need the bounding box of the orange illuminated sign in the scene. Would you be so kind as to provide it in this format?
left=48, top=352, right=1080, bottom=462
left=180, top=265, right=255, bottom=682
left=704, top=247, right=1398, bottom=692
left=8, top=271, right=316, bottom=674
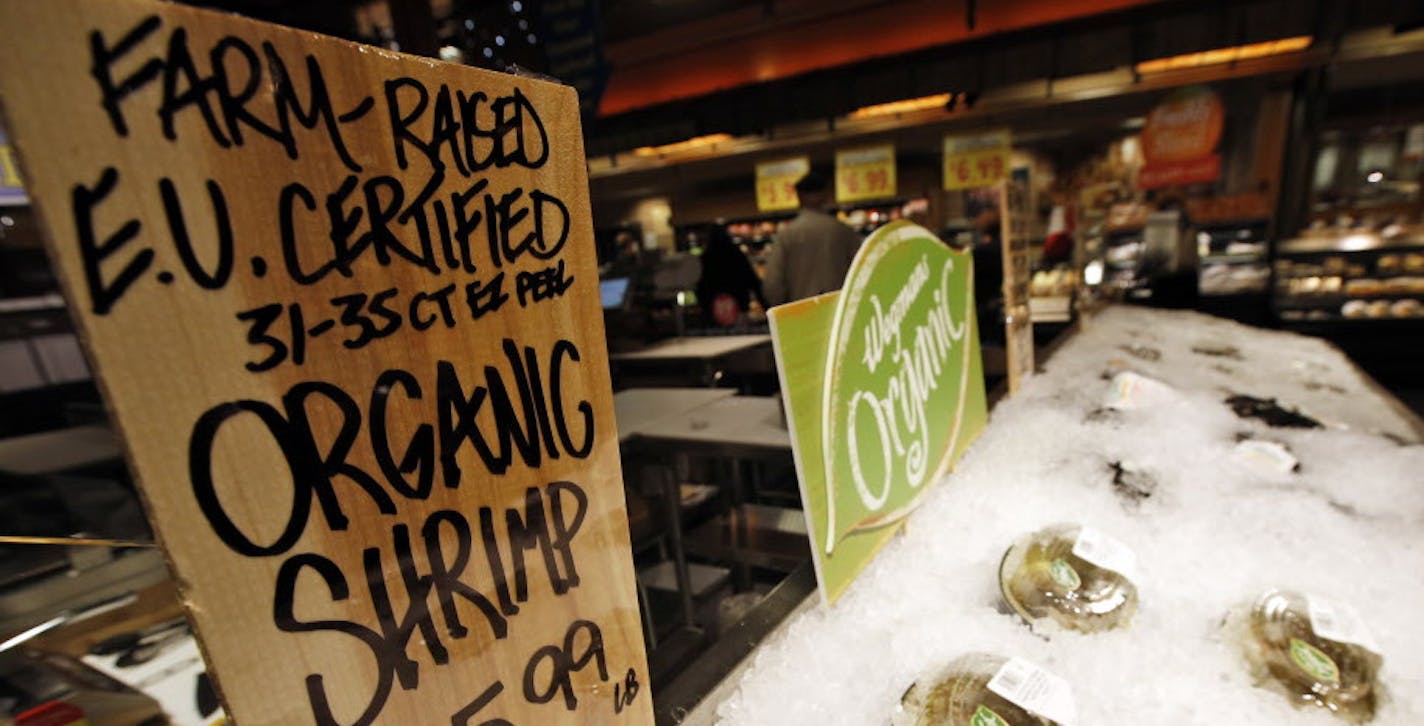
left=1139, top=86, right=1223, bottom=189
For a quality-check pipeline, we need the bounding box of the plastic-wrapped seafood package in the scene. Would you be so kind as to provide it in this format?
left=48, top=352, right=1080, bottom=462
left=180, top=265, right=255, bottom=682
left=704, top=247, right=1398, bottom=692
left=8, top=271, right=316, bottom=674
left=998, top=524, right=1138, bottom=633
left=895, top=654, right=1075, bottom=726
left=1229, top=590, right=1384, bottom=723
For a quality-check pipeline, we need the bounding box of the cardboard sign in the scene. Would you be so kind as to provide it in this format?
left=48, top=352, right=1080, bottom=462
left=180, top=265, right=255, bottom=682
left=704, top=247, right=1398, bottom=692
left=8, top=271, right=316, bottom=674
left=755, top=157, right=809, bottom=213
left=1138, top=86, right=1223, bottom=190
left=769, top=222, right=986, bottom=604
left=999, top=178, right=1034, bottom=393
left=943, top=129, right=1011, bottom=191
left=0, top=1, right=650, bottom=724
left=835, top=144, right=896, bottom=203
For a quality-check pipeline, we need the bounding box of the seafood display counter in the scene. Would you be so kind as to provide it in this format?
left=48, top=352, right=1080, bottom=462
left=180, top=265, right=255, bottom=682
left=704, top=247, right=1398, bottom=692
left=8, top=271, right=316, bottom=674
left=671, top=306, right=1424, bottom=725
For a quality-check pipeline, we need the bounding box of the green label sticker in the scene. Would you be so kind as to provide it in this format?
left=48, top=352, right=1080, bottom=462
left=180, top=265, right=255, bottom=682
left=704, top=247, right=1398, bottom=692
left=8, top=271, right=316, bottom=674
left=1289, top=637, right=1341, bottom=685
left=971, top=705, right=1010, bottom=726
left=1049, top=559, right=1082, bottom=590
left=769, top=222, right=987, bottom=604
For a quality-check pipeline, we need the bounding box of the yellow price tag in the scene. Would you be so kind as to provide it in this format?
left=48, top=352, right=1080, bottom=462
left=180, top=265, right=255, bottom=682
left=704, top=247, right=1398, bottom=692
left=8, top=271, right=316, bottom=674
left=943, top=129, right=1011, bottom=190
left=755, top=157, right=808, bottom=212
left=835, top=145, right=896, bottom=203
left=0, top=144, right=21, bottom=188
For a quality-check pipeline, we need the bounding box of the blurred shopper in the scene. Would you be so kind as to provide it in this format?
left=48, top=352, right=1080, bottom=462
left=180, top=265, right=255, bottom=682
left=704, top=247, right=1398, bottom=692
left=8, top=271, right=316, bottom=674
left=1041, top=230, right=1073, bottom=267
left=762, top=172, right=862, bottom=304
left=972, top=207, right=1005, bottom=344
left=608, top=230, right=643, bottom=276
left=696, top=227, right=768, bottom=327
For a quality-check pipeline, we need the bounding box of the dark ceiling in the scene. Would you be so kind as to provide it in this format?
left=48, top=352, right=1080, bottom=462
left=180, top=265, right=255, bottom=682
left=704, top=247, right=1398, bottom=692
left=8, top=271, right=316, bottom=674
left=583, top=0, right=1421, bottom=156
left=183, top=0, right=760, bottom=46
left=180, top=0, right=362, bottom=39
left=602, top=0, right=763, bottom=43
left=174, top=0, right=1423, bottom=158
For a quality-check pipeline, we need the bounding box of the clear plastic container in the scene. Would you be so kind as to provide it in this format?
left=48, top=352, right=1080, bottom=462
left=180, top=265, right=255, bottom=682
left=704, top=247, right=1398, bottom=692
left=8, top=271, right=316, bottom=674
left=894, top=653, right=1064, bottom=726
left=1237, top=590, right=1383, bottom=723
left=998, top=523, right=1138, bottom=633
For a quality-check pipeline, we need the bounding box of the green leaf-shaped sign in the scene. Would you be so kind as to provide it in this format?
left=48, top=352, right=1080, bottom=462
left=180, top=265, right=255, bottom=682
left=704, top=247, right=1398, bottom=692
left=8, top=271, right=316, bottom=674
left=769, top=221, right=987, bottom=604
left=820, top=222, right=981, bottom=553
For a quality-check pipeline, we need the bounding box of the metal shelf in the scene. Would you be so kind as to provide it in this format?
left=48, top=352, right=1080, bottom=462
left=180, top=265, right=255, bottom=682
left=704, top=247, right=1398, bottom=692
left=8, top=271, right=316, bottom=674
left=1201, top=253, right=1267, bottom=264
left=1279, top=234, right=1424, bottom=255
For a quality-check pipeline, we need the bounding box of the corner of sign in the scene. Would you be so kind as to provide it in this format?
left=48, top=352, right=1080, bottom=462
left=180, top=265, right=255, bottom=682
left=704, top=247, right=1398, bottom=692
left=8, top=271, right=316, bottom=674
left=179, top=591, right=204, bottom=616
left=507, top=63, right=563, bottom=86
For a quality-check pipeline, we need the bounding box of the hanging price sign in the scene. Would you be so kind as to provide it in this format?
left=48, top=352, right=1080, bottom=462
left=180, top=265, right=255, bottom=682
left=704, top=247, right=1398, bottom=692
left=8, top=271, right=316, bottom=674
left=0, top=127, right=25, bottom=206
left=835, top=145, right=896, bottom=203
left=755, top=157, right=809, bottom=212
left=943, top=129, right=1011, bottom=191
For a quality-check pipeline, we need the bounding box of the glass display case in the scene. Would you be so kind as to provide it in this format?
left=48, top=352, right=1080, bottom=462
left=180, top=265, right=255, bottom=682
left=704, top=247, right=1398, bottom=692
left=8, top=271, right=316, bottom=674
left=1274, top=228, right=1424, bottom=323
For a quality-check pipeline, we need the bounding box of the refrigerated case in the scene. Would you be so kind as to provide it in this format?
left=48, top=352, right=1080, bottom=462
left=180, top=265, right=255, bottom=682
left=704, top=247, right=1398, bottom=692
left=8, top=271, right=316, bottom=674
left=660, top=305, right=1424, bottom=725
left=1274, top=228, right=1424, bottom=323
left=1191, top=201, right=1272, bottom=325
left=1188, top=195, right=1273, bottom=304
left=1196, top=220, right=1270, bottom=296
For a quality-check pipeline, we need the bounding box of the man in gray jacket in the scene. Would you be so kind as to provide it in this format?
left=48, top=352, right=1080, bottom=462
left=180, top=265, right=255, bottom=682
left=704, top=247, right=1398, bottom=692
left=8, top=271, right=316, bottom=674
left=762, top=171, right=863, bottom=305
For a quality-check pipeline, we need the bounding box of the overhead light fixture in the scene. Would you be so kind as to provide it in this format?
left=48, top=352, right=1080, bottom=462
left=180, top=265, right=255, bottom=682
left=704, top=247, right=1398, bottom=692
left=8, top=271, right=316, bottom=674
left=631, top=133, right=735, bottom=158
left=1135, top=36, right=1312, bottom=74
left=848, top=93, right=954, bottom=120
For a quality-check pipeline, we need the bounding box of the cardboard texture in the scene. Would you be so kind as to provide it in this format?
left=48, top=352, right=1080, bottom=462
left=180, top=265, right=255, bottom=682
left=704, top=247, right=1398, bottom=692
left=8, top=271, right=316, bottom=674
left=0, top=1, right=651, bottom=723
left=769, top=222, right=987, bottom=604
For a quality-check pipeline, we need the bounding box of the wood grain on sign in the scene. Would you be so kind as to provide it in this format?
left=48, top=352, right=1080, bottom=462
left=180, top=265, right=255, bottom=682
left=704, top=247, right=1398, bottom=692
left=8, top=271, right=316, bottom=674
left=0, top=1, right=651, bottom=724
left=998, top=180, right=1034, bottom=393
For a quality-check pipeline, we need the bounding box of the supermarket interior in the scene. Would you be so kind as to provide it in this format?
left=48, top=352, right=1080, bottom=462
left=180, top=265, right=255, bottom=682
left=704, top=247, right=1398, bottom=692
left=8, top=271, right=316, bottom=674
left=0, top=0, right=1423, bottom=724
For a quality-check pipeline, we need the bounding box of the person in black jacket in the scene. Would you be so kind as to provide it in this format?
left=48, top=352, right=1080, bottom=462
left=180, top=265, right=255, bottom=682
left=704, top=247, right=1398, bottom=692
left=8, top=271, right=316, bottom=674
left=971, top=208, right=1005, bottom=345
left=696, top=227, right=768, bottom=327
